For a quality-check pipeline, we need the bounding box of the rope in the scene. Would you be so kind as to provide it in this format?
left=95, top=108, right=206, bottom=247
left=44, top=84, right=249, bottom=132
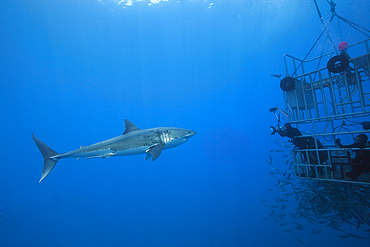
left=292, top=15, right=334, bottom=77
left=313, top=0, right=324, bottom=24
left=292, top=0, right=369, bottom=77
left=337, top=17, right=343, bottom=41
left=314, top=23, right=334, bottom=80
left=335, top=14, right=370, bottom=38
left=326, top=0, right=336, bottom=16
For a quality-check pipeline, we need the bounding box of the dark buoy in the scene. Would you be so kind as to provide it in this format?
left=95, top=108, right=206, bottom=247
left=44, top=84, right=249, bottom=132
left=280, top=77, right=295, bottom=91
left=327, top=55, right=349, bottom=73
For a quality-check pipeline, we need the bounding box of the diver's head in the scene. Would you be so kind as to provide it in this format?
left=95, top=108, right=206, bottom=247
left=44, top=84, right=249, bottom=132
left=355, top=134, right=368, bottom=144
left=338, top=41, right=348, bottom=51
left=283, top=123, right=292, bottom=130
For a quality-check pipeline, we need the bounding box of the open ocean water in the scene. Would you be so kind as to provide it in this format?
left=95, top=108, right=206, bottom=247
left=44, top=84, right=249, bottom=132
left=1, top=0, right=370, bottom=246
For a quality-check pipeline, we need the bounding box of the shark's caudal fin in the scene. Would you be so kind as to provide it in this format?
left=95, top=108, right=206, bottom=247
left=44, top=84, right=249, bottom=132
left=32, top=133, right=59, bottom=183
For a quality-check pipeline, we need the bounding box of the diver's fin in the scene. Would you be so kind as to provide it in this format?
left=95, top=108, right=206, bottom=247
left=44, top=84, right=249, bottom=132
left=145, top=143, right=164, bottom=161
left=32, top=133, right=59, bottom=183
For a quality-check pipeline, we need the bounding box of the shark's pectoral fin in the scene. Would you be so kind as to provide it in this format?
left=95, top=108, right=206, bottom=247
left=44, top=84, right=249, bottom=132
left=145, top=143, right=164, bottom=161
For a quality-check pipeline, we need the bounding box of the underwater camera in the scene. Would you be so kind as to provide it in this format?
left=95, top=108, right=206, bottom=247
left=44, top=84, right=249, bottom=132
left=270, top=125, right=282, bottom=135
left=269, top=107, right=278, bottom=113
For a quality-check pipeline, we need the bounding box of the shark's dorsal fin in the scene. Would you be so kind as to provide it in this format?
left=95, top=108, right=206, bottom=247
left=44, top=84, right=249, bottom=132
left=123, top=119, right=140, bottom=135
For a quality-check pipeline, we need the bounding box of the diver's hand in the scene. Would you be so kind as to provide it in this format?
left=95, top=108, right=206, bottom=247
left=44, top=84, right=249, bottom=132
left=335, top=138, right=342, bottom=147
left=270, top=126, right=277, bottom=135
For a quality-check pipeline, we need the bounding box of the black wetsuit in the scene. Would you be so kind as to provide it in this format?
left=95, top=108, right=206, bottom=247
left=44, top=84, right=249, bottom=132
left=278, top=127, right=327, bottom=164
left=337, top=140, right=370, bottom=180
left=277, top=127, right=302, bottom=139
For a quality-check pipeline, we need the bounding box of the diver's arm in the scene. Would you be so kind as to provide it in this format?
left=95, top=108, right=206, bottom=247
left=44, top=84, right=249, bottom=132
left=276, top=127, right=287, bottom=137
left=336, top=139, right=361, bottom=148
left=335, top=138, right=344, bottom=148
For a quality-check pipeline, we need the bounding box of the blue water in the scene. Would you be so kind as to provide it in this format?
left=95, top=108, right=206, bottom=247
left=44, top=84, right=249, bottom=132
left=1, top=1, right=369, bottom=246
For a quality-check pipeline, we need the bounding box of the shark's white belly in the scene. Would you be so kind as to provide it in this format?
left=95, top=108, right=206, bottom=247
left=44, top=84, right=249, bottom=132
left=59, top=146, right=150, bottom=159
left=114, top=146, right=149, bottom=156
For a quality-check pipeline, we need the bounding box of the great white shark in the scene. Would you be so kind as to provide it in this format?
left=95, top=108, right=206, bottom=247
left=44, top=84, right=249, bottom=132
left=32, top=119, right=196, bottom=182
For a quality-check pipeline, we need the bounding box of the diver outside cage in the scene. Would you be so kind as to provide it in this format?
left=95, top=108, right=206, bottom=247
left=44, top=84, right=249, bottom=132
left=269, top=107, right=303, bottom=144
left=273, top=123, right=302, bottom=139
left=335, top=134, right=370, bottom=180
left=269, top=106, right=294, bottom=137
left=270, top=121, right=306, bottom=148
left=270, top=121, right=327, bottom=166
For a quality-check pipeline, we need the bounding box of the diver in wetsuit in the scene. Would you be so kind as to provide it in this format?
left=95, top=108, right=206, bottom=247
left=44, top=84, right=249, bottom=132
left=275, top=123, right=309, bottom=151
left=276, top=123, right=302, bottom=138
left=275, top=123, right=327, bottom=165
left=336, top=134, right=370, bottom=180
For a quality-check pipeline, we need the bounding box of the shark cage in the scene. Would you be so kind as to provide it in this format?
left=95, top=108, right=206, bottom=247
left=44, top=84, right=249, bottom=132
left=274, top=39, right=370, bottom=185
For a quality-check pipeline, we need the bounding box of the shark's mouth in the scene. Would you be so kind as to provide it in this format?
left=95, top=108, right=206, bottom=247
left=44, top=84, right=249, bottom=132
left=185, top=131, right=197, bottom=138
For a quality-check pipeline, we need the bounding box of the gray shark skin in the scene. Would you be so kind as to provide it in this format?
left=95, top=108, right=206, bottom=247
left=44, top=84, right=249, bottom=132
left=32, top=119, right=196, bottom=182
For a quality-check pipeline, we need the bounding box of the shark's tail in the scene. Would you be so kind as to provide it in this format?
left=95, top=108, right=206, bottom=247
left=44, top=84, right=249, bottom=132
left=32, top=133, right=60, bottom=183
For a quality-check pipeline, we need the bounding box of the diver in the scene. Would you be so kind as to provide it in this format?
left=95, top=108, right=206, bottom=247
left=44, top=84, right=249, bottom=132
left=336, top=134, right=370, bottom=180
left=269, top=106, right=299, bottom=138
left=339, top=41, right=356, bottom=75
left=268, top=107, right=327, bottom=165
left=338, top=41, right=350, bottom=59
left=327, top=41, right=355, bottom=75
left=271, top=122, right=305, bottom=149
left=273, top=123, right=302, bottom=139
left=272, top=122, right=327, bottom=166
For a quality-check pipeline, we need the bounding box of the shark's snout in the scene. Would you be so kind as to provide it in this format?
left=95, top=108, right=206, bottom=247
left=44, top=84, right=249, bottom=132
left=186, top=130, right=197, bottom=138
